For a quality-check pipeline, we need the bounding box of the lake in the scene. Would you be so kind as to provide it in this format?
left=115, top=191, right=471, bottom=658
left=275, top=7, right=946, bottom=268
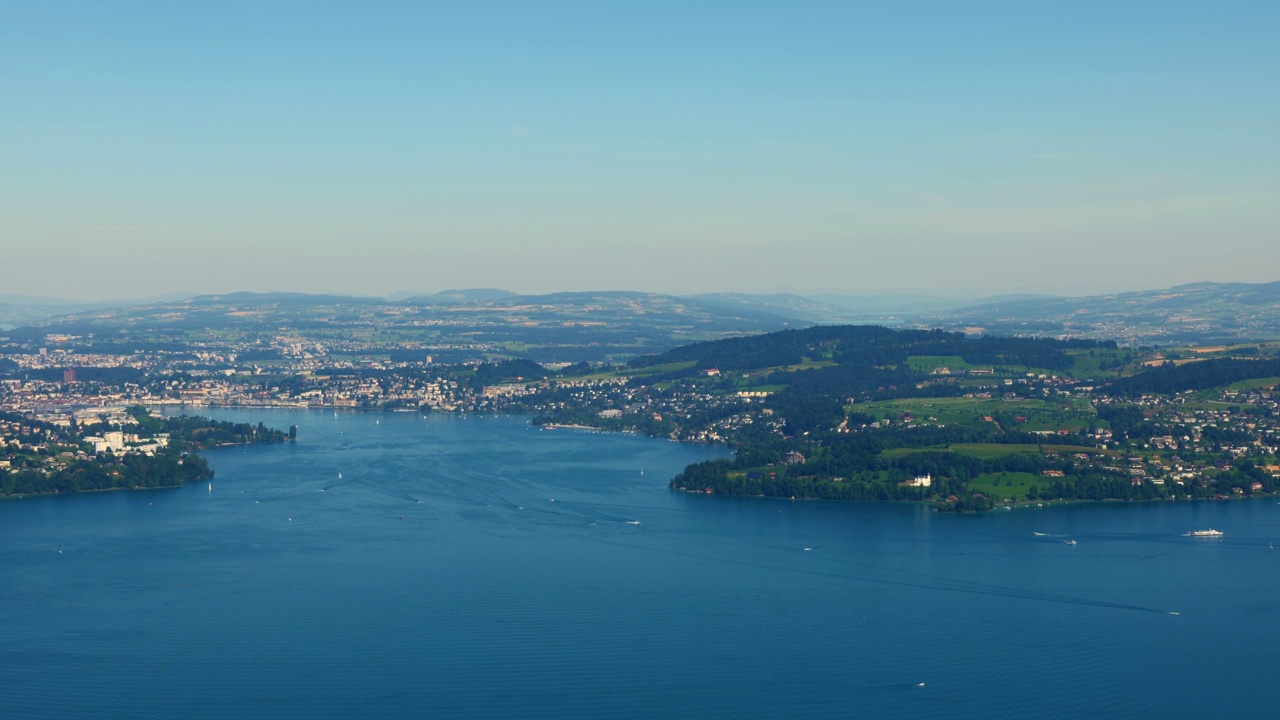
left=3, top=409, right=1279, bottom=719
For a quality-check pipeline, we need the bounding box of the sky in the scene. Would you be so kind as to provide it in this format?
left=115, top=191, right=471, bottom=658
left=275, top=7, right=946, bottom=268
left=2, top=1, right=1277, bottom=301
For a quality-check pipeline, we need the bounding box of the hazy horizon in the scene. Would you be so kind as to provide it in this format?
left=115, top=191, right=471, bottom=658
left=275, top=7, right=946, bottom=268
left=2, top=280, right=1263, bottom=308
left=4, top=2, right=1277, bottom=300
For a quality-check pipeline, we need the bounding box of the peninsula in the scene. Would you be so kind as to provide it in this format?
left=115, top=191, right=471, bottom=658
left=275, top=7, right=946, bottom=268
left=1, top=406, right=292, bottom=497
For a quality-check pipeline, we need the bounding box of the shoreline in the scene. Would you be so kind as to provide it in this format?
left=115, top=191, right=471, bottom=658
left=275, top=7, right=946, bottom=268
left=2, top=409, right=292, bottom=501
left=672, top=485, right=1279, bottom=512
left=0, top=479, right=190, bottom=501
left=115, top=408, right=1280, bottom=513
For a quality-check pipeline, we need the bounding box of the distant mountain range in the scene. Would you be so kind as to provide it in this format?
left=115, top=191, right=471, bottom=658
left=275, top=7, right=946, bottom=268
left=412, top=288, right=519, bottom=304
left=912, top=282, right=1280, bottom=345
left=4, top=282, right=1280, bottom=347
left=4, top=289, right=820, bottom=363
left=0, top=293, right=195, bottom=330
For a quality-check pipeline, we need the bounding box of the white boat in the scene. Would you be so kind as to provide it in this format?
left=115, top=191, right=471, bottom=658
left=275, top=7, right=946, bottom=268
left=1064, top=539, right=1077, bottom=545
left=1187, top=529, right=1224, bottom=537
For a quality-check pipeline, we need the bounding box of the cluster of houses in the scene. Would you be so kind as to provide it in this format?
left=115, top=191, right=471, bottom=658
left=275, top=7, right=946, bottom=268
left=79, top=430, right=170, bottom=456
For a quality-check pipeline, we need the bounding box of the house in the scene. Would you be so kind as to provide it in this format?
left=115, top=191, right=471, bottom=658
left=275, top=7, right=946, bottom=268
left=901, top=473, right=932, bottom=487
left=783, top=451, right=806, bottom=465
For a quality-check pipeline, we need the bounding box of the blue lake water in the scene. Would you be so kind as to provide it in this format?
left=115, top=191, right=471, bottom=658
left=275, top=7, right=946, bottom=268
left=3, top=409, right=1280, bottom=719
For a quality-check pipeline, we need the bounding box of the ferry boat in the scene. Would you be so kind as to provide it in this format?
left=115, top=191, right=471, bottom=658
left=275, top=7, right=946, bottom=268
left=1187, top=529, right=1224, bottom=537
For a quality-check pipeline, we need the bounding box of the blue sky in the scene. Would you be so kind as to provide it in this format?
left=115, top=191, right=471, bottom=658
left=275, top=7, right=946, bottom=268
left=2, top=1, right=1276, bottom=300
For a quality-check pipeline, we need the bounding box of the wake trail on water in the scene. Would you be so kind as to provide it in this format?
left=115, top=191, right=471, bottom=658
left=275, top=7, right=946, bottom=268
left=597, top=537, right=1174, bottom=615
left=838, top=570, right=1168, bottom=614
left=518, top=498, right=655, bottom=525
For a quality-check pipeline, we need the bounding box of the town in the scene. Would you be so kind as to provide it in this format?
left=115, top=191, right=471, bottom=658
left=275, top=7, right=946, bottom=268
left=4, top=321, right=1280, bottom=509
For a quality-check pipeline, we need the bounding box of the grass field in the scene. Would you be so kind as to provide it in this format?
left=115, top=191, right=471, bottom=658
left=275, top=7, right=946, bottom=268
left=1181, top=399, right=1253, bottom=410
left=969, top=471, right=1046, bottom=501
left=783, top=360, right=837, bottom=371
left=732, top=384, right=787, bottom=393
left=952, top=443, right=1042, bottom=459
left=1042, top=444, right=1112, bottom=456
left=882, top=443, right=1046, bottom=460
left=882, top=442, right=1106, bottom=461
left=904, top=355, right=973, bottom=373
left=854, top=396, right=1096, bottom=433
left=625, top=360, right=697, bottom=376
left=1227, top=376, right=1280, bottom=391
left=1066, top=348, right=1131, bottom=377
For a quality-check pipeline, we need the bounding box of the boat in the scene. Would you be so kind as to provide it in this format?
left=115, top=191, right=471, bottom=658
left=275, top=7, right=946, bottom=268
left=1187, top=529, right=1224, bottom=537
left=1064, top=539, right=1077, bottom=545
